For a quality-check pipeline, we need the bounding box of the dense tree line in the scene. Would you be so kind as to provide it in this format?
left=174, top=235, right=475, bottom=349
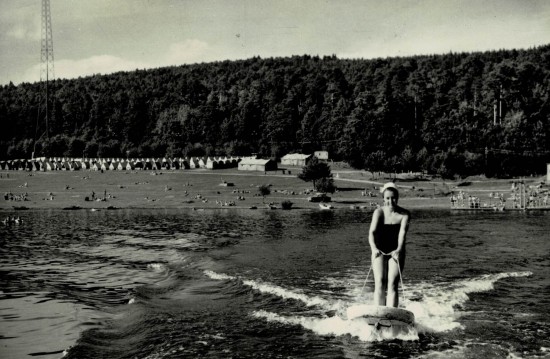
left=1, top=45, right=549, bottom=178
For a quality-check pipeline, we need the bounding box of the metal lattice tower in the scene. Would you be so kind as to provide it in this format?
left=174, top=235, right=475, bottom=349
left=40, top=0, right=54, bottom=82
left=37, top=0, right=55, bottom=143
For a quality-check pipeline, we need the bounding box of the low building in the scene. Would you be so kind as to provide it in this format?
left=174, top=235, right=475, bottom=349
left=238, top=158, right=277, bottom=172
left=281, top=153, right=312, bottom=167
left=314, top=151, right=329, bottom=162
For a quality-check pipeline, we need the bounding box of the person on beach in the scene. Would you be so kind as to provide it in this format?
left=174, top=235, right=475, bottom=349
left=368, top=182, right=410, bottom=307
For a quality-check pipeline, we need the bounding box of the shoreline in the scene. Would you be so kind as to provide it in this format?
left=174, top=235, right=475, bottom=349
left=0, top=169, right=544, bottom=212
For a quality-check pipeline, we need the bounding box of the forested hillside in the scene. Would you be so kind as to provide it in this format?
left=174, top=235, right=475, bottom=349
left=1, top=45, right=549, bottom=178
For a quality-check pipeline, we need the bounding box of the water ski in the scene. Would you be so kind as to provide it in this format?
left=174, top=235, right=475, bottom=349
left=346, top=304, right=415, bottom=331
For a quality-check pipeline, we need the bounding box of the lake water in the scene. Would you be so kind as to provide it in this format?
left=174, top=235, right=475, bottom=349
left=1, top=208, right=549, bottom=358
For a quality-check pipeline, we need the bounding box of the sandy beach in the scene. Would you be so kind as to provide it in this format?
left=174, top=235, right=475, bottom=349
left=2, top=167, right=540, bottom=212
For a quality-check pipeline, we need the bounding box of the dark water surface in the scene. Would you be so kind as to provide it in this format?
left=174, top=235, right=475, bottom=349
left=1, top=209, right=549, bottom=358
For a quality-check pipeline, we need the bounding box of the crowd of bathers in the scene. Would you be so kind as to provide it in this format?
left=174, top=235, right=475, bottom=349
left=4, top=192, right=29, bottom=201
left=510, top=182, right=550, bottom=208
left=451, top=185, right=549, bottom=209
left=450, top=191, right=504, bottom=209
left=449, top=191, right=467, bottom=207
left=2, top=216, right=23, bottom=225
left=525, top=190, right=549, bottom=208
left=215, top=200, right=236, bottom=207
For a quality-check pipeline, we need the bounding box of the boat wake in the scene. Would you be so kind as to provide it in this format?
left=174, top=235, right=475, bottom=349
left=404, top=271, right=533, bottom=333
left=204, top=270, right=415, bottom=341
left=204, top=270, right=532, bottom=342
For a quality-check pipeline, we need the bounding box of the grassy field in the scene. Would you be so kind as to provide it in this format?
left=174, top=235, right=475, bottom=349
left=0, top=167, right=546, bottom=211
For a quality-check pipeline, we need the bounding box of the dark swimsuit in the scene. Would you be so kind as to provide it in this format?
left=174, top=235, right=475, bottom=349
left=375, top=223, right=400, bottom=254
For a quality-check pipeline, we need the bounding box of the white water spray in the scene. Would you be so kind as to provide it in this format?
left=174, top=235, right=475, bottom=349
left=204, top=270, right=532, bottom=341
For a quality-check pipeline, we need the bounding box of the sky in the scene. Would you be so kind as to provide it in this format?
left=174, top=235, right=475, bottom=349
left=0, top=0, right=549, bottom=85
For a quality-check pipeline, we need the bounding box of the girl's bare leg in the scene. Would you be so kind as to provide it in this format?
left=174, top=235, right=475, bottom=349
left=372, top=255, right=388, bottom=306
left=387, top=253, right=406, bottom=307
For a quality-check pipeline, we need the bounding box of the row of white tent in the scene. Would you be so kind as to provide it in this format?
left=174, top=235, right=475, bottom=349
left=0, top=156, right=247, bottom=171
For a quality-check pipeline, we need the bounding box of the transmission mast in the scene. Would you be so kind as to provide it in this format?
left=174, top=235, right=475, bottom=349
left=41, top=0, right=55, bottom=82
left=40, top=0, right=54, bottom=140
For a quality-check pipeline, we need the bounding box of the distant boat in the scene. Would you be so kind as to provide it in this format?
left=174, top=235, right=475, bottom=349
left=319, top=203, right=334, bottom=210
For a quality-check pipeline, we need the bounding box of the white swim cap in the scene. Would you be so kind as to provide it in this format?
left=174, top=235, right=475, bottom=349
left=380, top=182, right=398, bottom=193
